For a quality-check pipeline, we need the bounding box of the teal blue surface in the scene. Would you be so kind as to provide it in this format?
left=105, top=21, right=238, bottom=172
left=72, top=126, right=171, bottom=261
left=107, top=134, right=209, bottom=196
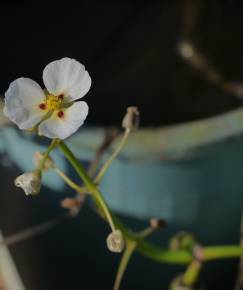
left=1, top=123, right=243, bottom=244
left=101, top=135, right=243, bottom=243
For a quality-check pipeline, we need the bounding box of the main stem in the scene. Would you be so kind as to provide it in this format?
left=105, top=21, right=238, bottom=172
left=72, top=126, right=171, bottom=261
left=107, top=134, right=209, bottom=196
left=58, top=141, right=243, bottom=265
left=58, top=141, right=116, bottom=232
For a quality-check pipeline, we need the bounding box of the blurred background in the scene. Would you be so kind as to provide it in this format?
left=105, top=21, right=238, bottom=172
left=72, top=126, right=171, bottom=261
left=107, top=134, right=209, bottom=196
left=1, top=0, right=243, bottom=289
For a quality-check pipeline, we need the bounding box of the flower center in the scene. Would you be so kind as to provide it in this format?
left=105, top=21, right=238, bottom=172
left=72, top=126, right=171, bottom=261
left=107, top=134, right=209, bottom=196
left=45, top=94, right=63, bottom=110
left=39, top=93, right=64, bottom=111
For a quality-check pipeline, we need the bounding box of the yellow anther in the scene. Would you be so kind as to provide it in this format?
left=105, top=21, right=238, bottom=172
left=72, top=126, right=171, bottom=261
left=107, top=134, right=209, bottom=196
left=45, top=94, right=63, bottom=110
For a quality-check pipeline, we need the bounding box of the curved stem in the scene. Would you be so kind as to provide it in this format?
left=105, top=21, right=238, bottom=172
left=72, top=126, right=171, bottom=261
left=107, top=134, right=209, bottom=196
left=37, top=139, right=59, bottom=171
left=92, top=190, right=116, bottom=232
left=53, top=167, right=89, bottom=195
left=94, top=129, right=130, bottom=184
left=58, top=140, right=243, bottom=265
left=113, top=240, right=137, bottom=290
left=183, top=260, right=201, bottom=286
left=58, top=141, right=116, bottom=232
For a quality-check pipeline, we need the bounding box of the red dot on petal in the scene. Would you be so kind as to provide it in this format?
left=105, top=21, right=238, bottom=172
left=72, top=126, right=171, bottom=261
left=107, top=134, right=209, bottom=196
left=57, top=110, right=64, bottom=118
left=58, top=94, right=64, bottom=99
left=39, top=103, right=46, bottom=110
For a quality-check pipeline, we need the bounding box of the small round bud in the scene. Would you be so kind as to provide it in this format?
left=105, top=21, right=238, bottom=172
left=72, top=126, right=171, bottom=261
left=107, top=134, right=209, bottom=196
left=14, top=171, right=41, bottom=196
left=169, top=232, right=196, bottom=251
left=177, top=41, right=194, bottom=59
left=60, top=196, right=85, bottom=216
left=106, top=230, right=125, bottom=253
left=33, top=151, right=54, bottom=170
left=122, top=107, right=140, bottom=131
left=149, top=218, right=167, bottom=229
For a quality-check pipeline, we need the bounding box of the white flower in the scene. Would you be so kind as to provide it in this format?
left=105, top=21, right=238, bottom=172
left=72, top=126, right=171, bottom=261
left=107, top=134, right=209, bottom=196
left=106, top=230, right=125, bottom=253
left=14, top=171, right=42, bottom=196
left=4, top=58, right=91, bottom=139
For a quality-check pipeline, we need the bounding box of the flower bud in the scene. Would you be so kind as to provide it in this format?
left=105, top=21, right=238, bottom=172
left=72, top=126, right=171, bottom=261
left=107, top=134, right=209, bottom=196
left=122, top=107, right=140, bottom=131
left=177, top=40, right=194, bottom=59
left=106, top=230, right=124, bottom=253
left=169, top=232, right=196, bottom=251
left=60, top=196, right=85, bottom=216
left=14, top=171, right=41, bottom=196
left=149, top=218, right=167, bottom=229
left=33, top=151, right=54, bottom=170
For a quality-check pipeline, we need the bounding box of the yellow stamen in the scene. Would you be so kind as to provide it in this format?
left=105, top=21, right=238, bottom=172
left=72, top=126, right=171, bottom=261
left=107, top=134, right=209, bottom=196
left=45, top=94, right=63, bottom=110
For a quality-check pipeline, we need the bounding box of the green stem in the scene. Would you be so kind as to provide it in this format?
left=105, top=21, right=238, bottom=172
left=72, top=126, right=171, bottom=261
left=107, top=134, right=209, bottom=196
left=58, top=141, right=116, bottom=232
left=137, top=227, right=156, bottom=239
left=203, top=246, right=243, bottom=261
left=53, top=167, right=89, bottom=195
left=58, top=141, right=243, bottom=265
left=183, top=260, right=201, bottom=286
left=37, top=139, right=59, bottom=171
left=94, top=129, right=130, bottom=184
left=58, top=141, right=94, bottom=190
left=113, top=240, right=137, bottom=290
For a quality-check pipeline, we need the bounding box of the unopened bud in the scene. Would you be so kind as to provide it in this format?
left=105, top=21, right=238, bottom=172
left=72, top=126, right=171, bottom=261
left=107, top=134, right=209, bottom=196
left=60, top=196, right=85, bottom=216
left=178, top=40, right=194, bottom=59
left=15, top=170, right=41, bottom=196
left=122, top=107, right=140, bottom=131
left=149, top=218, right=167, bottom=229
left=169, top=232, right=196, bottom=251
left=106, top=230, right=125, bottom=253
left=33, top=151, right=54, bottom=170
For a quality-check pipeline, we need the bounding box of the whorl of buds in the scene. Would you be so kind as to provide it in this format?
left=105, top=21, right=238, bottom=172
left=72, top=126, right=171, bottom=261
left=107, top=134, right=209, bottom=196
left=106, top=230, right=125, bottom=253
left=122, top=107, right=140, bottom=131
left=33, top=151, right=54, bottom=170
left=14, top=170, right=42, bottom=196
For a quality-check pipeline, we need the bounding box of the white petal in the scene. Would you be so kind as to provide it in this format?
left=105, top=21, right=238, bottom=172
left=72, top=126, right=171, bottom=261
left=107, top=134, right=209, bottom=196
left=4, top=78, right=46, bottom=129
left=43, top=57, right=91, bottom=101
left=38, top=101, right=89, bottom=139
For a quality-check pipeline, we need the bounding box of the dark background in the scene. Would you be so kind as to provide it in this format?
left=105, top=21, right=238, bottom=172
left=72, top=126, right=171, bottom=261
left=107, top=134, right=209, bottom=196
left=0, top=1, right=243, bottom=289
left=1, top=0, right=243, bottom=127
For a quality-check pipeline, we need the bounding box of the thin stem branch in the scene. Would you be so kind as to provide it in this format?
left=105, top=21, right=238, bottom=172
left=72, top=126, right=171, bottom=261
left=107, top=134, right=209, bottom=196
left=37, top=139, right=59, bottom=171
left=53, top=167, right=89, bottom=195
left=137, top=227, right=156, bottom=239
left=113, top=240, right=137, bottom=290
left=94, top=129, right=130, bottom=184
left=182, top=260, right=201, bottom=286
left=58, top=141, right=116, bottom=232
left=0, top=213, right=70, bottom=247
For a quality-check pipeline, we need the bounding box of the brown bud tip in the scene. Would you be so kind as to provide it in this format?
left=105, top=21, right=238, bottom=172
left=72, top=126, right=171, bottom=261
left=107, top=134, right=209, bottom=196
left=60, top=196, right=84, bottom=216
left=122, top=107, right=140, bottom=131
left=106, top=230, right=125, bottom=253
left=149, top=218, right=167, bottom=229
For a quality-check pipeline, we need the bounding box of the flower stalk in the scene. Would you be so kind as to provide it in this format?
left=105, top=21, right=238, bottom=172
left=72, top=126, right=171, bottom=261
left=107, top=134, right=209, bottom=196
left=94, top=128, right=131, bottom=184
left=58, top=140, right=243, bottom=265
left=53, top=167, right=89, bottom=195
left=37, top=139, right=59, bottom=171
left=113, top=239, right=137, bottom=290
left=58, top=140, right=116, bottom=232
